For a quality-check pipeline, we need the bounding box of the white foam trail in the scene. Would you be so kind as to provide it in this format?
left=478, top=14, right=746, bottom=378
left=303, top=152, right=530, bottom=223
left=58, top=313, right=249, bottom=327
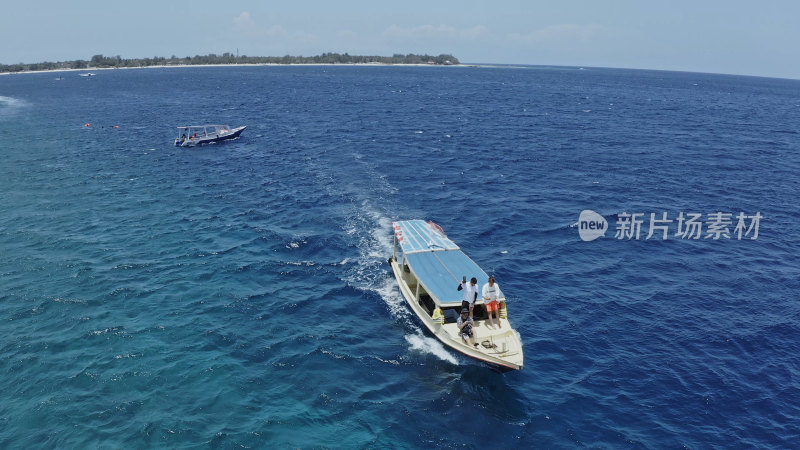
left=340, top=200, right=396, bottom=294
left=343, top=212, right=410, bottom=322
left=0, top=96, right=28, bottom=119
left=325, top=154, right=461, bottom=366
left=0, top=95, right=25, bottom=106
left=353, top=210, right=466, bottom=367
left=373, top=276, right=410, bottom=320
left=405, top=333, right=459, bottom=365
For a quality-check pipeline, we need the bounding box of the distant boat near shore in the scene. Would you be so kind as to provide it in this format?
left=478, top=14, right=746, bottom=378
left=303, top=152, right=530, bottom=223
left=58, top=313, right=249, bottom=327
left=79, top=72, right=96, bottom=77
left=174, top=124, right=246, bottom=147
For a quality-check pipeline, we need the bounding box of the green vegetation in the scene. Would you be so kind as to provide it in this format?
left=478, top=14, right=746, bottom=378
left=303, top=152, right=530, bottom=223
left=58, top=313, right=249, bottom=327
left=0, top=53, right=459, bottom=73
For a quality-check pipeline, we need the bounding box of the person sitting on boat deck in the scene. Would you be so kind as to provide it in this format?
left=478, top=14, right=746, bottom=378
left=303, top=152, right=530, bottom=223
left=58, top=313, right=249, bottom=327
left=180, top=133, right=187, bottom=143
left=483, top=276, right=503, bottom=329
left=457, top=307, right=478, bottom=347
left=457, top=276, right=480, bottom=319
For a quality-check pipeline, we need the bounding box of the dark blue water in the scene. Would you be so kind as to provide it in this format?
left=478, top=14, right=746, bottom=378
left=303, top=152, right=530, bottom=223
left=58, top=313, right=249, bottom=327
left=1, top=65, right=799, bottom=448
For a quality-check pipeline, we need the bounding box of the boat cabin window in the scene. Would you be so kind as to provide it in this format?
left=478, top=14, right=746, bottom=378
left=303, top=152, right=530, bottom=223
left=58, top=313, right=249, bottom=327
left=442, top=305, right=488, bottom=323
left=443, top=308, right=460, bottom=324
left=418, top=293, right=435, bottom=316
left=471, top=304, right=489, bottom=320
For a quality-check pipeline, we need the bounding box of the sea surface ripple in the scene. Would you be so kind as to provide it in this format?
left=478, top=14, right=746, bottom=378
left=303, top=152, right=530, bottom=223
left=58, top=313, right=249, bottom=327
left=1, top=65, right=799, bottom=448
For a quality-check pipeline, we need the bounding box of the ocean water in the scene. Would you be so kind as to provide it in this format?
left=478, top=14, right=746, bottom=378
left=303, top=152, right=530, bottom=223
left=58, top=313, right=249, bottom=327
left=1, top=65, right=799, bottom=448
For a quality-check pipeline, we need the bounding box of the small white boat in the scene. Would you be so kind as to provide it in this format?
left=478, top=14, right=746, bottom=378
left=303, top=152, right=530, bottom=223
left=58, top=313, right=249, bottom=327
left=389, top=220, right=524, bottom=371
left=79, top=72, right=96, bottom=77
left=174, top=125, right=246, bottom=147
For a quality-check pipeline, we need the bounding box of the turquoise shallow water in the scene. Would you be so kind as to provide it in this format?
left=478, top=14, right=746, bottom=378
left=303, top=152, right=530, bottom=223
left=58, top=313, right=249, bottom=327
left=1, top=66, right=799, bottom=448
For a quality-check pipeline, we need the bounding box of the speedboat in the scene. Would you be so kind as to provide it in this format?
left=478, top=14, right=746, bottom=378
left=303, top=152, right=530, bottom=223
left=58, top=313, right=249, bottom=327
left=389, top=220, right=524, bottom=371
left=174, top=125, right=246, bottom=147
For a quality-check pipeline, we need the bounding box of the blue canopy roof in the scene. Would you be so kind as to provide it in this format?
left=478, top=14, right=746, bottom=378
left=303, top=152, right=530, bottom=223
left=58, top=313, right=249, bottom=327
left=393, top=220, right=490, bottom=306
left=393, top=219, right=458, bottom=254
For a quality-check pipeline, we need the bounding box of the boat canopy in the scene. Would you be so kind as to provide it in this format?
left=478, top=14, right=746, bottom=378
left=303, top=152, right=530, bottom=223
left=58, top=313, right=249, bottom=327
left=176, top=125, right=231, bottom=135
left=393, top=220, right=490, bottom=306
left=177, top=125, right=231, bottom=130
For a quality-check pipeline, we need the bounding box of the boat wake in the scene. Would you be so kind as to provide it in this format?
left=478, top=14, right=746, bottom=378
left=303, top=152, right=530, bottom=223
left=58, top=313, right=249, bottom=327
left=405, top=333, right=459, bottom=365
left=341, top=204, right=463, bottom=366
left=305, top=144, right=461, bottom=365
left=0, top=95, right=28, bottom=119
left=0, top=95, right=25, bottom=106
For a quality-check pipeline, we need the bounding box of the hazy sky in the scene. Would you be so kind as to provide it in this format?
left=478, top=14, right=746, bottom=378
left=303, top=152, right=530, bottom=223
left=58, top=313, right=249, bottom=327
left=2, top=1, right=798, bottom=79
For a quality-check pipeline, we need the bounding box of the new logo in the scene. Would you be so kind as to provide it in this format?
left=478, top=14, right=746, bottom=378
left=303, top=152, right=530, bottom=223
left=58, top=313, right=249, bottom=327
left=578, top=210, right=608, bottom=242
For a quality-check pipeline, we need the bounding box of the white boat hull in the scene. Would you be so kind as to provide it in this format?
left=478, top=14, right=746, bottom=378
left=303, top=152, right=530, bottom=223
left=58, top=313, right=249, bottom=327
left=390, top=257, right=524, bottom=371
left=175, top=125, right=246, bottom=147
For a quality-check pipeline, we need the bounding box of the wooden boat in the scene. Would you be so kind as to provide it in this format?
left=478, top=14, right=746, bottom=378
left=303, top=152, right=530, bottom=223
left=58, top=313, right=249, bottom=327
left=389, top=220, right=524, bottom=371
left=174, top=125, right=246, bottom=147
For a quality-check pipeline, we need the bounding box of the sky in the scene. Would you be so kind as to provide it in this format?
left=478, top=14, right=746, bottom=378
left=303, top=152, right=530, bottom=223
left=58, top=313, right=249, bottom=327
left=2, top=0, right=799, bottom=79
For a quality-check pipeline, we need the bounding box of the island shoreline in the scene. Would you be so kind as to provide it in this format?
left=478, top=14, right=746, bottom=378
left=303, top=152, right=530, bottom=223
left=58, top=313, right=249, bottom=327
left=0, top=62, right=482, bottom=77
left=0, top=52, right=462, bottom=75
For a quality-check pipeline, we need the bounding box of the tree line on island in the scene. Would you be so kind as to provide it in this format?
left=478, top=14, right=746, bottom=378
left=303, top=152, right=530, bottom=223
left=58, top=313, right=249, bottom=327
left=0, top=53, right=460, bottom=73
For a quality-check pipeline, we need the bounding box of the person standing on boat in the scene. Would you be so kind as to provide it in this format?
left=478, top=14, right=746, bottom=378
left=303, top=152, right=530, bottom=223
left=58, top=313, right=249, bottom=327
left=483, top=276, right=503, bottom=329
left=457, top=308, right=478, bottom=347
left=458, top=276, right=480, bottom=318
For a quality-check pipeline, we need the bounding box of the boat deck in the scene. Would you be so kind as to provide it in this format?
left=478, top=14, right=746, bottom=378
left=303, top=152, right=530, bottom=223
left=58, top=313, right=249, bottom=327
left=441, top=320, right=523, bottom=358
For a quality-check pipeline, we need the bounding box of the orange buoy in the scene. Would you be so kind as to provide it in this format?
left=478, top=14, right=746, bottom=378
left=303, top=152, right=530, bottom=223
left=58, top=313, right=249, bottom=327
left=84, top=123, right=91, bottom=127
